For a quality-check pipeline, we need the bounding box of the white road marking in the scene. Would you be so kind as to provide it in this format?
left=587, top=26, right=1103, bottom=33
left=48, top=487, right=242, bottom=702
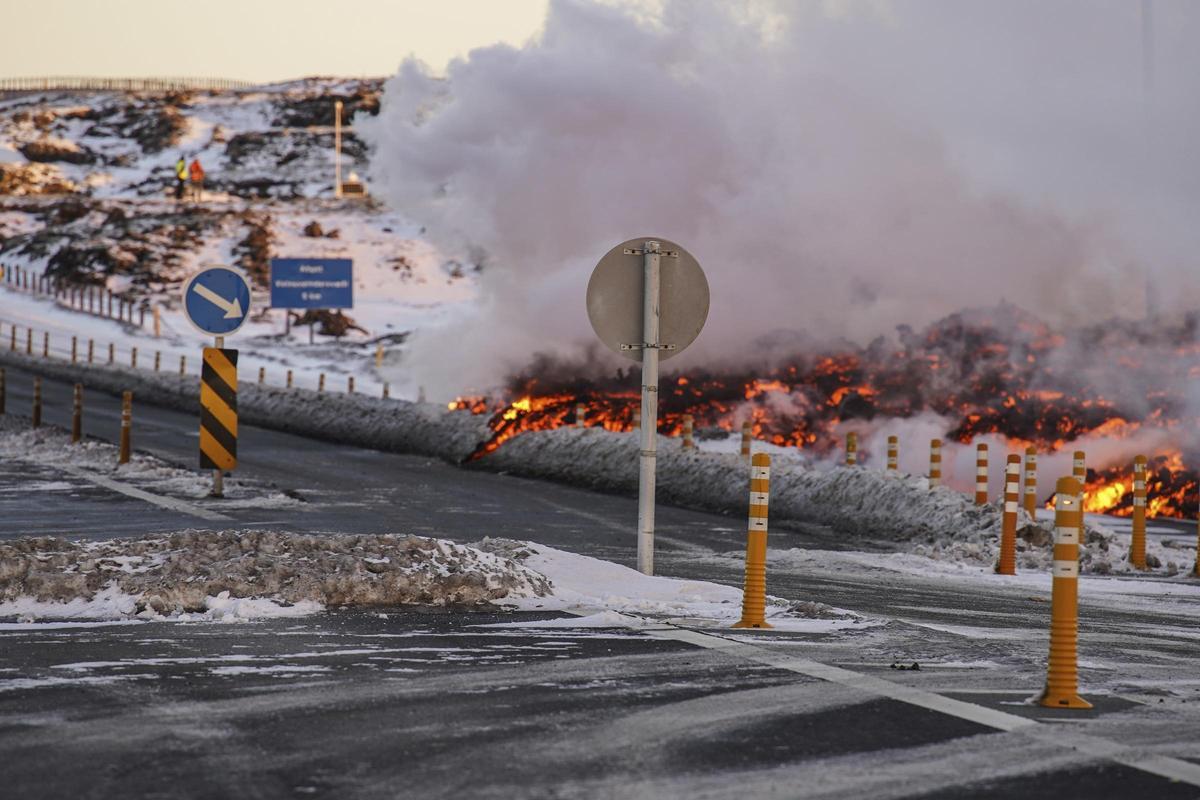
left=593, top=613, right=1200, bottom=789
left=61, top=466, right=232, bottom=522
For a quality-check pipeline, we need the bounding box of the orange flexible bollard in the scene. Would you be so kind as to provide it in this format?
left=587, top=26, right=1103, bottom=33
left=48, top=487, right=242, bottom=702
left=929, top=438, right=942, bottom=488
left=118, top=391, right=132, bottom=465
left=886, top=435, right=898, bottom=471
left=846, top=431, right=858, bottom=466
left=997, top=454, right=1019, bottom=575
left=1131, top=455, right=1147, bottom=570
left=71, top=383, right=83, bottom=443
left=682, top=414, right=695, bottom=450
left=1039, top=476, right=1092, bottom=709
left=1023, top=446, right=1038, bottom=518
left=740, top=421, right=752, bottom=461
left=733, top=453, right=772, bottom=629
left=258, top=366, right=265, bottom=385
left=1072, top=450, right=1086, bottom=543
left=974, top=443, right=989, bottom=504
left=576, top=403, right=586, bottom=429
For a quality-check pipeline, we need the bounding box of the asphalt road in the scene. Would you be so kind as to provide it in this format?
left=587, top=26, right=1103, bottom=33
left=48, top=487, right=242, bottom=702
left=2, top=365, right=1199, bottom=799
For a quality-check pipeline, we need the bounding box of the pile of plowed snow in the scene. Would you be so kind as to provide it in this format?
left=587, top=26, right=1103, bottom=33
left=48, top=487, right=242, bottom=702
left=0, top=531, right=551, bottom=621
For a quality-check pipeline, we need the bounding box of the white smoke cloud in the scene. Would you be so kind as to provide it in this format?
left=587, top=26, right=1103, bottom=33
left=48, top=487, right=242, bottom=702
left=361, top=0, right=1200, bottom=399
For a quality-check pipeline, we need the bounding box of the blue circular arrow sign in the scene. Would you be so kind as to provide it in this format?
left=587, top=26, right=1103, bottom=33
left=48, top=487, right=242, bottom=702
left=182, top=266, right=252, bottom=337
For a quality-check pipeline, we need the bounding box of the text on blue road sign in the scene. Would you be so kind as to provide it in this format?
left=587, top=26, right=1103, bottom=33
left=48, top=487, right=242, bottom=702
left=183, top=267, right=252, bottom=336
left=270, top=258, right=353, bottom=309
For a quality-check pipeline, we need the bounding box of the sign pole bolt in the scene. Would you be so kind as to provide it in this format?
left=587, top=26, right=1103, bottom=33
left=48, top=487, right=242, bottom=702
left=682, top=414, right=694, bottom=449
left=1039, top=476, right=1092, bottom=709
left=32, top=376, right=42, bottom=428
left=1131, top=455, right=1148, bottom=569
left=740, top=420, right=752, bottom=461
left=71, top=383, right=83, bottom=443
left=119, top=391, right=132, bottom=465
left=846, top=431, right=858, bottom=466
left=733, top=453, right=773, bottom=629
left=1023, top=446, right=1038, bottom=518
left=997, top=454, right=1019, bottom=575
left=886, top=435, right=898, bottom=471
left=975, top=443, right=989, bottom=504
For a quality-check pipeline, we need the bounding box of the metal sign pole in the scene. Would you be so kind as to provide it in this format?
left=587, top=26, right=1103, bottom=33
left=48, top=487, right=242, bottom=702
left=212, top=334, right=225, bottom=498
left=637, top=240, right=661, bottom=575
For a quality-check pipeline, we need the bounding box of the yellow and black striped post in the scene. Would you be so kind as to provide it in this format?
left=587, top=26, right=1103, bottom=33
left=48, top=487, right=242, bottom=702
left=31, top=376, right=42, bottom=428
left=1131, top=455, right=1147, bottom=570
left=740, top=421, right=752, bottom=461
left=846, top=432, right=858, bottom=466
left=682, top=414, right=695, bottom=450
left=1039, top=476, right=1091, bottom=709
left=286, top=369, right=294, bottom=389
left=71, top=383, right=83, bottom=443
left=886, top=435, right=898, bottom=471
left=975, top=443, right=989, bottom=504
left=576, top=403, right=586, bottom=429
left=1023, top=446, right=1038, bottom=517
left=929, top=438, right=942, bottom=487
left=119, top=391, right=132, bottom=464
left=200, top=347, right=238, bottom=497
left=733, top=452, right=772, bottom=629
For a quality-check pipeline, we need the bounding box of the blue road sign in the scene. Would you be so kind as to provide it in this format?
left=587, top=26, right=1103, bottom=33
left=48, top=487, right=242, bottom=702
left=182, top=266, right=252, bottom=337
left=269, top=258, right=353, bottom=309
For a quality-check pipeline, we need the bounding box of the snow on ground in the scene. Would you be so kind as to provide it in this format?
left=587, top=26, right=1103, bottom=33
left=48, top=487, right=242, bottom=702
left=0, top=414, right=300, bottom=509
left=0, top=531, right=551, bottom=622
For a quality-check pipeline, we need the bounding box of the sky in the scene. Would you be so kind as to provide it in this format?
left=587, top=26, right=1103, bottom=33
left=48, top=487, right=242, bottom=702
left=0, top=0, right=551, bottom=82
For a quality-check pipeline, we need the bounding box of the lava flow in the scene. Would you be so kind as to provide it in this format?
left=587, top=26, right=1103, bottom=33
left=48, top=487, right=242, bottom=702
left=450, top=304, right=1200, bottom=518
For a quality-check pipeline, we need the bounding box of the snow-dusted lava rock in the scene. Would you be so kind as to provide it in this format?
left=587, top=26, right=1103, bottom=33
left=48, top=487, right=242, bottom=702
left=0, top=531, right=552, bottom=621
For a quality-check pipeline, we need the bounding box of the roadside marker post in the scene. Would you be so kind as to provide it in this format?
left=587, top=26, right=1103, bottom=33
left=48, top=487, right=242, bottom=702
left=886, top=435, right=898, bottom=471
left=1193, top=506, right=1199, bottom=578
left=71, top=336, right=77, bottom=364
left=975, top=443, right=989, bottom=504
left=1023, top=446, right=1038, bottom=517
left=41, top=331, right=48, bottom=358
left=734, top=453, right=772, bottom=629
left=1131, top=455, right=1147, bottom=569
left=586, top=237, right=709, bottom=576
left=375, top=343, right=384, bottom=369
left=200, top=346, right=238, bottom=498
left=71, top=383, right=82, bottom=443
left=131, top=347, right=137, bottom=369
left=1039, top=476, right=1092, bottom=709
left=382, top=382, right=390, bottom=399
left=179, top=355, right=187, bottom=376
left=576, top=403, right=586, bottom=429
left=846, top=431, right=858, bottom=466
left=318, top=373, right=325, bottom=394
left=287, top=369, right=294, bottom=389
left=182, top=266, right=251, bottom=498
left=9, top=325, right=14, bottom=351
left=25, top=328, right=31, bottom=355
left=31, top=376, right=41, bottom=428
left=154, top=351, right=161, bottom=372
left=153, top=305, right=161, bottom=338
left=108, top=343, right=114, bottom=365
left=997, top=454, right=1019, bottom=575
left=929, top=439, right=942, bottom=487
left=119, top=391, right=132, bottom=464
left=347, top=375, right=355, bottom=394
left=741, top=421, right=752, bottom=460
left=258, top=366, right=265, bottom=385
left=682, top=414, right=695, bottom=449
left=1072, top=450, right=1086, bottom=528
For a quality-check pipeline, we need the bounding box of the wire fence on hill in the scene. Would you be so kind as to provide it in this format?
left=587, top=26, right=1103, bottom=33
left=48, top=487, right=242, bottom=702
left=0, top=77, right=255, bottom=94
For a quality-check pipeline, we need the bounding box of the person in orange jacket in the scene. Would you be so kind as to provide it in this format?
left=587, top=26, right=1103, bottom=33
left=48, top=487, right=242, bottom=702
left=189, top=157, right=205, bottom=200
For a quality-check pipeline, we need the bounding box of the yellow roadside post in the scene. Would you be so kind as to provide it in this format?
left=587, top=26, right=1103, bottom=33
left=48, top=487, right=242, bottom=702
left=740, top=420, right=751, bottom=460
left=846, top=431, right=858, bottom=466
left=71, top=383, right=83, bottom=443
left=375, top=343, right=384, bottom=368
left=886, top=435, right=898, bottom=471
left=318, top=373, right=325, bottom=394
left=733, top=452, right=772, bottom=629
left=153, top=305, right=161, bottom=338
left=258, top=366, right=265, bottom=385
left=154, top=351, right=161, bottom=372
left=1073, top=450, right=1087, bottom=544
left=929, top=438, right=942, bottom=487
left=997, top=454, right=1019, bottom=575
left=1023, top=446, right=1038, bottom=518
left=118, top=391, right=132, bottom=464
left=1131, top=455, right=1148, bottom=570
left=1038, top=476, right=1092, bottom=709
left=287, top=369, right=294, bottom=389
left=382, top=382, right=390, bottom=399
left=682, top=414, right=695, bottom=450
left=576, top=403, right=586, bottom=429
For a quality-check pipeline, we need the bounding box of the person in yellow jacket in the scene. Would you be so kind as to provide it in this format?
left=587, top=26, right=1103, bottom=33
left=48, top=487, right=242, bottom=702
left=174, top=155, right=187, bottom=200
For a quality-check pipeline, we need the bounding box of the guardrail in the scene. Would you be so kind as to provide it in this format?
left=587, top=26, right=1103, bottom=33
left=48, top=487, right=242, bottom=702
left=0, top=76, right=254, bottom=94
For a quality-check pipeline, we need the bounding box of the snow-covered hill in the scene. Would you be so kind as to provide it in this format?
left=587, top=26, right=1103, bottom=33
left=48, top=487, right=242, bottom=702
left=0, top=78, right=478, bottom=399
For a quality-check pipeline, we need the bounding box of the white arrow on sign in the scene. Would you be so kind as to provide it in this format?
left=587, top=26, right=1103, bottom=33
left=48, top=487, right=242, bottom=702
left=193, top=283, right=244, bottom=319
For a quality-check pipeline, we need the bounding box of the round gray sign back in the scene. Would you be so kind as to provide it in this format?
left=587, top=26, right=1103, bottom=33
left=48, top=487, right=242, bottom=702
left=586, top=237, right=709, bottom=362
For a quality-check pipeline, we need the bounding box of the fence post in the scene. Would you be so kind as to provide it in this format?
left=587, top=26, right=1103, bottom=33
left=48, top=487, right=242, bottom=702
left=42, top=331, right=48, bottom=358
left=131, top=347, right=138, bottom=369
left=383, top=382, right=390, bottom=399
left=318, top=373, right=325, bottom=394
left=71, top=336, right=77, bottom=363
left=179, top=355, right=186, bottom=376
